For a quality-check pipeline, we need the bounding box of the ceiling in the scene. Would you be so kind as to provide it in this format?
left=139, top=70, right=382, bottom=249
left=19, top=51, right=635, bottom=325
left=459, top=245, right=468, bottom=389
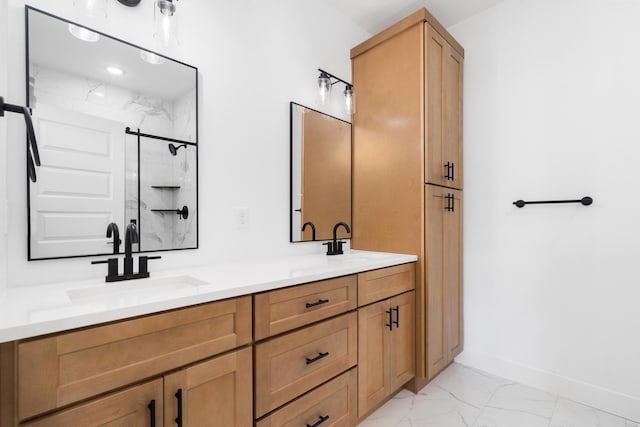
left=321, top=0, right=506, bottom=34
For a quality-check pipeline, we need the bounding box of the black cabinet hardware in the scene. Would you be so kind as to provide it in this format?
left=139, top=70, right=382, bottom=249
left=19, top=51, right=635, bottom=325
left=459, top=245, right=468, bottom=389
left=444, top=162, right=455, bottom=181
left=148, top=400, right=156, bottom=427
left=307, top=415, right=330, bottom=427
left=386, top=308, right=393, bottom=331
left=513, top=196, right=593, bottom=208
left=175, top=388, right=183, bottom=426
left=306, top=351, right=329, bottom=365
left=306, top=299, right=329, bottom=308
left=392, top=305, right=400, bottom=328
left=445, top=193, right=455, bottom=212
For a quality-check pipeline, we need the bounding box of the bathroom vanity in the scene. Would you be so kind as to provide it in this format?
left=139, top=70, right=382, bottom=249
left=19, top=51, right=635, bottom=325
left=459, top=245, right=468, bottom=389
left=0, top=251, right=416, bottom=426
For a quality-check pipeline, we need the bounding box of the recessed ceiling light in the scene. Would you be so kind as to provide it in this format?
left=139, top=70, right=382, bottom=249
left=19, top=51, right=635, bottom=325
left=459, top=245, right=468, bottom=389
left=140, top=50, right=166, bottom=65
left=106, top=66, right=125, bottom=76
left=68, top=23, right=100, bottom=42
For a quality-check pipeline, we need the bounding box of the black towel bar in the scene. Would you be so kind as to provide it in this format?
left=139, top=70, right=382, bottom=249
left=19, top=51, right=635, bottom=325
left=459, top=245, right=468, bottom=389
left=513, top=197, right=593, bottom=208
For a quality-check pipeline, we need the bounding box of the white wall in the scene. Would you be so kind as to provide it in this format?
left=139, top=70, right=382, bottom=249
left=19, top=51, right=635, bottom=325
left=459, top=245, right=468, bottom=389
left=2, top=0, right=368, bottom=286
left=0, top=0, right=8, bottom=291
left=449, top=0, right=640, bottom=421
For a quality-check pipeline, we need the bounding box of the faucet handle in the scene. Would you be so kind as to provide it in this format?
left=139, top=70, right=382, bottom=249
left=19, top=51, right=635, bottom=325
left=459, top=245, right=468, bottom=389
left=139, top=255, right=162, bottom=275
left=91, top=258, right=119, bottom=280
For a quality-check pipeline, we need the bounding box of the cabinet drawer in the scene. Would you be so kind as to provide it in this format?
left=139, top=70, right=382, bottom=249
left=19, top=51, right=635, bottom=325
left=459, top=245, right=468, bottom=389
left=256, top=368, right=357, bottom=427
left=358, top=263, right=415, bottom=306
left=17, top=296, right=252, bottom=421
left=255, top=312, right=357, bottom=418
left=22, top=378, right=163, bottom=427
left=254, top=275, right=357, bottom=340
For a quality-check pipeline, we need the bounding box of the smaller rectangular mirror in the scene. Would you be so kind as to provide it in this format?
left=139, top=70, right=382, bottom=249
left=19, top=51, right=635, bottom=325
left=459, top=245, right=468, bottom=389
left=290, top=102, right=351, bottom=242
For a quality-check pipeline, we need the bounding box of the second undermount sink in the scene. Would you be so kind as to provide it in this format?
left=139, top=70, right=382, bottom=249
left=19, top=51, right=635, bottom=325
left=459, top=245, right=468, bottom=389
left=67, top=275, right=208, bottom=303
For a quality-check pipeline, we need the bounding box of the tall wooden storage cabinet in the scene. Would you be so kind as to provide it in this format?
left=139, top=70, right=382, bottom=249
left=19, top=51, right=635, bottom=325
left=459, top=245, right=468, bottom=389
left=351, top=8, right=464, bottom=386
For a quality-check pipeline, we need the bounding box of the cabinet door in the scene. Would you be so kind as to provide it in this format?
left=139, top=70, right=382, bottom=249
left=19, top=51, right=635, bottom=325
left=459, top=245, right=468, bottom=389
left=357, top=299, right=390, bottom=418
left=425, top=24, right=463, bottom=190
left=425, top=185, right=448, bottom=379
left=445, top=190, right=463, bottom=359
left=163, top=347, right=252, bottom=427
left=444, top=45, right=463, bottom=189
left=389, top=291, right=415, bottom=391
left=426, top=185, right=463, bottom=379
left=23, top=379, right=163, bottom=427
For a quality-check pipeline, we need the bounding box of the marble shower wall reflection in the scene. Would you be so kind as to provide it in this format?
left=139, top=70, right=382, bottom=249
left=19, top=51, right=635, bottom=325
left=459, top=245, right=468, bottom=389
left=134, top=137, right=197, bottom=252
left=30, top=65, right=195, bottom=142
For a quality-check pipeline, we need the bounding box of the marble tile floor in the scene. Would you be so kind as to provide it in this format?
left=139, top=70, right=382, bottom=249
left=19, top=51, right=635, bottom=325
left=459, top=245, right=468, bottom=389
left=359, top=363, right=639, bottom=427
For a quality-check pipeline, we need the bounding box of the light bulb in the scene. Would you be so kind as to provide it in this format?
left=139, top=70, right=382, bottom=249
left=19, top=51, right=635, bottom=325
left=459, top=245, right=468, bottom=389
left=318, top=72, right=332, bottom=106
left=344, top=85, right=355, bottom=115
left=154, top=0, right=178, bottom=46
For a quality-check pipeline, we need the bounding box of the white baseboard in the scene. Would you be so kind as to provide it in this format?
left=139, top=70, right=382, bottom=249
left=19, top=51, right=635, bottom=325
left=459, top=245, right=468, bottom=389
left=455, top=348, right=640, bottom=423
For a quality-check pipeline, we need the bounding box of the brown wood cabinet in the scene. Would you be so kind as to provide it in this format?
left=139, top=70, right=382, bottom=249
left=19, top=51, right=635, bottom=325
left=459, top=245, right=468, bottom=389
left=358, top=291, right=415, bottom=419
left=164, top=347, right=253, bottom=427
left=351, top=8, right=464, bottom=386
left=425, top=186, right=463, bottom=378
left=254, top=312, right=357, bottom=418
left=256, top=368, right=357, bottom=427
left=22, top=379, right=164, bottom=427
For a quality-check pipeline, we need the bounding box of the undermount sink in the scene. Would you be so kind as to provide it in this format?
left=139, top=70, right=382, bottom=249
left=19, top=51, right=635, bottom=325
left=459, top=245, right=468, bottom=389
left=67, top=275, right=208, bottom=303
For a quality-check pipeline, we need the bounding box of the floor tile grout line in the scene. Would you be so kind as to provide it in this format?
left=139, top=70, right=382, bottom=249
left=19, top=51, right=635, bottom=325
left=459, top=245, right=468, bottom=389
left=548, top=395, right=560, bottom=427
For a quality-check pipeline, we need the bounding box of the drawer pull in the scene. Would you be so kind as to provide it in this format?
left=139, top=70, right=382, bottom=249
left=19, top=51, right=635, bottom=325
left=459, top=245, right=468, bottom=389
left=306, top=299, right=329, bottom=308
left=306, top=351, right=329, bottom=365
left=307, top=414, right=330, bottom=427
left=175, top=388, right=183, bottom=426
left=148, top=400, right=156, bottom=427
left=392, top=305, right=400, bottom=328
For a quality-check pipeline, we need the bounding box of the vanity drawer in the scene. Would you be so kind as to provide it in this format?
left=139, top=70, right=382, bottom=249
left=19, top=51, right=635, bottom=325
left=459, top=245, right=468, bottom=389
left=256, top=368, right=357, bottom=427
left=254, top=274, right=357, bottom=340
left=358, top=263, right=415, bottom=306
left=17, top=296, right=252, bottom=421
left=254, top=312, right=357, bottom=418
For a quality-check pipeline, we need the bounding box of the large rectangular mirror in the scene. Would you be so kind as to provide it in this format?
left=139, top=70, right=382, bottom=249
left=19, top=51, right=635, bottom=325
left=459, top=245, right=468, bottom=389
left=26, top=7, right=198, bottom=260
left=290, top=102, right=351, bottom=242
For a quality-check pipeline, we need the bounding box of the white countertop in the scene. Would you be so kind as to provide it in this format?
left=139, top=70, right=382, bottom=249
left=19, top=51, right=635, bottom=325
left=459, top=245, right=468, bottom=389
left=0, top=250, right=416, bottom=343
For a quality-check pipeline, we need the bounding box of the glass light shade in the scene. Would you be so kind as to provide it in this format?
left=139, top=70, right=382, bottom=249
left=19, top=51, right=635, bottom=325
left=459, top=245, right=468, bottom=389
left=73, top=0, right=107, bottom=19
left=154, top=0, right=178, bottom=46
left=68, top=23, right=100, bottom=42
left=344, top=85, right=355, bottom=115
left=318, top=72, right=332, bottom=106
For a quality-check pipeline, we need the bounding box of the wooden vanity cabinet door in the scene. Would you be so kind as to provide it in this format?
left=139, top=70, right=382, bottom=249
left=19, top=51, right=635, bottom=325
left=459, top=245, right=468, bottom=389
left=164, top=347, right=252, bottom=427
left=388, top=291, right=415, bottom=391
left=357, top=299, right=390, bottom=418
left=22, top=379, right=163, bottom=427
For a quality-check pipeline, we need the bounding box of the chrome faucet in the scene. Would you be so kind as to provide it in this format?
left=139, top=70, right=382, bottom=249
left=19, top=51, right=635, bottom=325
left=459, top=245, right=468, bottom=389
left=106, top=222, right=121, bottom=254
left=302, top=221, right=316, bottom=241
left=324, top=222, right=351, bottom=256
left=124, top=221, right=139, bottom=275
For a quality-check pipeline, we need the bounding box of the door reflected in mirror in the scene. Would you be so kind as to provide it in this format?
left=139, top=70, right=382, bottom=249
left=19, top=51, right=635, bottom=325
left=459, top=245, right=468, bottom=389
left=26, top=7, right=198, bottom=260
left=290, top=103, right=351, bottom=242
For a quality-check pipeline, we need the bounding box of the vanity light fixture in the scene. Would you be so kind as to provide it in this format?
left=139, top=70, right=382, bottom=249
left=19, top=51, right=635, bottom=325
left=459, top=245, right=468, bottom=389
left=106, top=66, right=125, bottom=76
left=68, top=23, right=101, bottom=42
left=316, top=68, right=355, bottom=115
left=154, top=0, right=179, bottom=47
